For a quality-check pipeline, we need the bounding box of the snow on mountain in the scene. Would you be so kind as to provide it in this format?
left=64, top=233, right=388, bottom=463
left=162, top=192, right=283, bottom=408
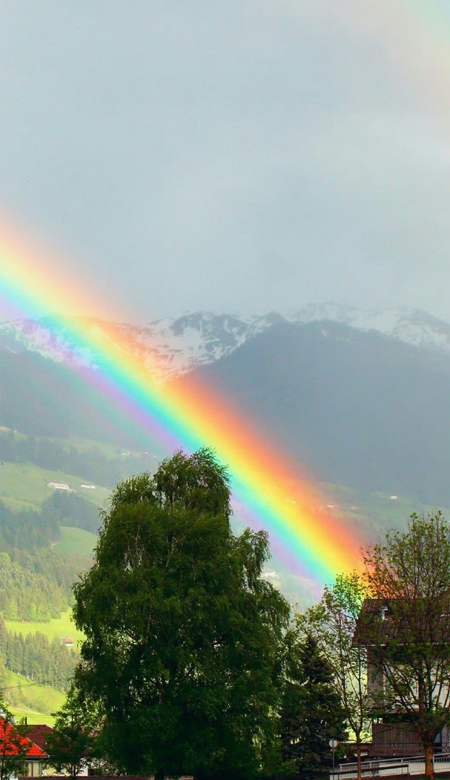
left=137, top=311, right=285, bottom=378
left=0, top=312, right=283, bottom=382
left=3, top=305, right=450, bottom=383
left=289, top=304, right=450, bottom=354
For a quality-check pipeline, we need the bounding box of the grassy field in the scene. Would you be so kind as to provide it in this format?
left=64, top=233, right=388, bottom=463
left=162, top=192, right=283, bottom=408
left=55, top=526, right=97, bottom=557
left=6, top=609, right=84, bottom=646
left=10, top=707, right=56, bottom=727
left=0, top=460, right=110, bottom=510
left=320, top=481, right=450, bottom=539
left=3, top=669, right=64, bottom=724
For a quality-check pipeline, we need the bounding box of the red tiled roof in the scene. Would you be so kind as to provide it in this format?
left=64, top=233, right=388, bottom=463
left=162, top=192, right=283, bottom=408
left=25, top=724, right=53, bottom=752
left=0, top=719, right=47, bottom=758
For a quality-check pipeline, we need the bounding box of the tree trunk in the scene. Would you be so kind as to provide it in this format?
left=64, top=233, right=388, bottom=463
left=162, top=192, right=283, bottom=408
left=356, top=742, right=362, bottom=780
left=155, top=770, right=164, bottom=780
left=424, top=742, right=434, bottom=780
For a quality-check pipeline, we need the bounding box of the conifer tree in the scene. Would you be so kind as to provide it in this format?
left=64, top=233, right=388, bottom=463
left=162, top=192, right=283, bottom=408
left=281, top=633, right=347, bottom=780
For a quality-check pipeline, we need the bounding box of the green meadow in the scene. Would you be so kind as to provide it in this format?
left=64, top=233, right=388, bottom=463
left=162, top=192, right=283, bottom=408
left=55, top=526, right=97, bottom=557
left=6, top=608, right=84, bottom=646
left=0, top=460, right=110, bottom=510
left=4, top=669, right=64, bottom=725
left=10, top=708, right=56, bottom=727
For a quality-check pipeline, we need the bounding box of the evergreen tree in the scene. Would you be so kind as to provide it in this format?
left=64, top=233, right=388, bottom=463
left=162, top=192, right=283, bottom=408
left=280, top=633, right=347, bottom=780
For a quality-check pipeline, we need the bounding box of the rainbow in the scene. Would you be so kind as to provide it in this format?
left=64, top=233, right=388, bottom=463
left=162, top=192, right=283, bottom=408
left=3, top=1, right=448, bottom=583
left=0, top=232, right=362, bottom=587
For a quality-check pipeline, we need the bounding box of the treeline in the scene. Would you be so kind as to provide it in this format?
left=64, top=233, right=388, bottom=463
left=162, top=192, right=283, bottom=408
left=41, top=493, right=100, bottom=535
left=0, top=433, right=121, bottom=487
left=0, top=493, right=101, bottom=552
left=0, top=501, right=60, bottom=551
left=0, top=617, right=77, bottom=691
left=0, top=549, right=89, bottom=622
left=0, top=431, right=157, bottom=488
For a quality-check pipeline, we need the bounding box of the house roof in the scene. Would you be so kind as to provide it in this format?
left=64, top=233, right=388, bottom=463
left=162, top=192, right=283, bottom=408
left=25, top=724, right=53, bottom=752
left=0, top=719, right=47, bottom=758
left=355, top=596, right=450, bottom=646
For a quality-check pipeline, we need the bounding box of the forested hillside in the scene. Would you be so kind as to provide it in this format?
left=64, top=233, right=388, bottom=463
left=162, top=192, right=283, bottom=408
left=6, top=319, right=450, bottom=506
left=0, top=431, right=113, bottom=718
left=0, top=547, right=87, bottom=718
left=0, top=428, right=166, bottom=716
left=0, top=350, right=151, bottom=447
left=0, top=616, right=76, bottom=690
left=0, top=550, right=82, bottom=621
left=3, top=319, right=450, bottom=719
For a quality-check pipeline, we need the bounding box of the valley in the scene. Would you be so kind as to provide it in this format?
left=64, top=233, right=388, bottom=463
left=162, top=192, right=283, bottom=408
left=0, top=427, right=440, bottom=725
left=2, top=306, right=450, bottom=725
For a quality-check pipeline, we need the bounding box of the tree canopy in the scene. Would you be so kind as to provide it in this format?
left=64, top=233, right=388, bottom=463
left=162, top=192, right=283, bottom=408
left=361, top=512, right=450, bottom=779
left=45, top=687, right=99, bottom=780
left=73, top=448, right=289, bottom=780
left=300, top=573, right=370, bottom=780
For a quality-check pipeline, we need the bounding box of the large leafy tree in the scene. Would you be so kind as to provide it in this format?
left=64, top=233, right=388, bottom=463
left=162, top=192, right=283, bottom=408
left=361, top=512, right=450, bottom=780
left=73, top=448, right=289, bottom=780
left=280, top=633, right=347, bottom=780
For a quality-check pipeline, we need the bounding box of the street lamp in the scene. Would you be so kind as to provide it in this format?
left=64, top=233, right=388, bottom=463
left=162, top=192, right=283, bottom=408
left=329, top=739, right=339, bottom=775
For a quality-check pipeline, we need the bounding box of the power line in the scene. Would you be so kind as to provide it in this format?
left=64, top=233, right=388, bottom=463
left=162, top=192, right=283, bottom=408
left=0, top=679, right=53, bottom=691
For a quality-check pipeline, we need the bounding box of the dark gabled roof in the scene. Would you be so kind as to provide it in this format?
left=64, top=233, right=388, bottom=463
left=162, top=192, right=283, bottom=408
left=25, top=724, right=53, bottom=752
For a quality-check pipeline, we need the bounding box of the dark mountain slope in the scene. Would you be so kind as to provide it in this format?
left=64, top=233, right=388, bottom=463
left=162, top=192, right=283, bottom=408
left=174, top=321, right=450, bottom=506
left=4, top=320, right=450, bottom=507
left=0, top=351, right=146, bottom=448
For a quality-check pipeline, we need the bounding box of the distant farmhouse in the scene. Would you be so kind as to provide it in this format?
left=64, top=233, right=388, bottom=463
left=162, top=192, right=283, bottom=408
left=46, top=481, right=73, bottom=492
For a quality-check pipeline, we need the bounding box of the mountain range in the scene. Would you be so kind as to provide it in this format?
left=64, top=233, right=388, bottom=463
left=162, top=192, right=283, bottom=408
left=3, top=304, right=450, bottom=507
left=3, top=304, right=450, bottom=381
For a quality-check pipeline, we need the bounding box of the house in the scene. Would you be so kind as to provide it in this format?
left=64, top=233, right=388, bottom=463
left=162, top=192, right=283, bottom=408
left=60, top=637, right=74, bottom=648
left=356, top=598, right=450, bottom=759
left=0, top=718, right=49, bottom=777
left=46, top=482, right=73, bottom=493
left=24, top=724, right=52, bottom=753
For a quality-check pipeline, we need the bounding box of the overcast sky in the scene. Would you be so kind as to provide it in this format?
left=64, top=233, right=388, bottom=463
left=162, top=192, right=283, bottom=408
left=2, top=0, right=450, bottom=323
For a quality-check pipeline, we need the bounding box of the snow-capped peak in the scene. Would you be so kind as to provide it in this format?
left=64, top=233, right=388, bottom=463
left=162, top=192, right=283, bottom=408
left=288, top=303, right=450, bottom=354
left=3, top=305, right=450, bottom=384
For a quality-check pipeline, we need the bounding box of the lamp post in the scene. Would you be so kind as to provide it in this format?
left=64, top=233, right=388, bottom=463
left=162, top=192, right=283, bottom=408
left=329, top=739, right=339, bottom=776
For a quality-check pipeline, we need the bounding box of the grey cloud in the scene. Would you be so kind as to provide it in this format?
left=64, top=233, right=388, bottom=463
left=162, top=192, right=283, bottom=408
left=1, top=0, right=450, bottom=321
